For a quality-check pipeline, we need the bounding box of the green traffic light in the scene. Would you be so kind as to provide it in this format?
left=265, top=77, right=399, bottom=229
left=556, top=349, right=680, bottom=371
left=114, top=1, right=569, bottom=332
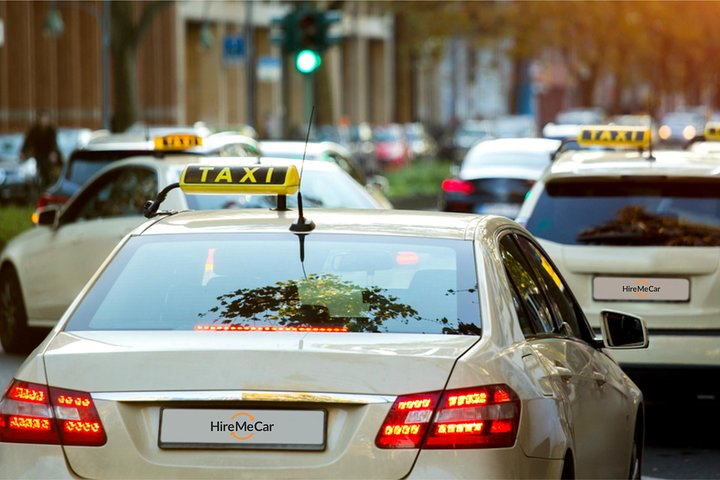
left=295, top=49, right=322, bottom=74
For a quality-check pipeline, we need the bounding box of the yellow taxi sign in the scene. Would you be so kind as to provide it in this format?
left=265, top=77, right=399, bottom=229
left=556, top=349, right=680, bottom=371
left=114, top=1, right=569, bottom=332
left=154, top=134, right=203, bottom=151
left=704, top=122, right=720, bottom=141
left=180, top=164, right=300, bottom=195
left=577, top=126, right=651, bottom=149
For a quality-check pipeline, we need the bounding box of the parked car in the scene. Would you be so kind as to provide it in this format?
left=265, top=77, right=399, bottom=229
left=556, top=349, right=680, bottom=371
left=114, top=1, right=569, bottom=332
left=0, top=133, right=34, bottom=203
left=449, top=120, right=494, bottom=161
left=440, top=138, right=560, bottom=218
left=657, top=111, right=706, bottom=146
left=372, top=124, right=413, bottom=169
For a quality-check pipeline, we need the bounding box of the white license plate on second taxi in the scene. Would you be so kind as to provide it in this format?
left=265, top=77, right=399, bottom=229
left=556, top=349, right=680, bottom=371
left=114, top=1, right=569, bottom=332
left=160, top=409, right=326, bottom=450
left=593, top=276, right=690, bottom=302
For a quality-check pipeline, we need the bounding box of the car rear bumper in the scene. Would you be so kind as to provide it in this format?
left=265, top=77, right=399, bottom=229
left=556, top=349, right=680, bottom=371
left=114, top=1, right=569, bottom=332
left=408, top=447, right=564, bottom=479
left=0, top=443, right=80, bottom=479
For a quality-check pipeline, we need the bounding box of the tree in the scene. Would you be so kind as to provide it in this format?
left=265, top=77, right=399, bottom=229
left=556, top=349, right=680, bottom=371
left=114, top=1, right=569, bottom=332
left=110, top=1, right=170, bottom=132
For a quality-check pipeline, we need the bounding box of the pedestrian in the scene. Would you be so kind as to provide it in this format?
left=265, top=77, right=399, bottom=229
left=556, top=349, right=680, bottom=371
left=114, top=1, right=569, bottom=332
left=20, top=109, right=61, bottom=190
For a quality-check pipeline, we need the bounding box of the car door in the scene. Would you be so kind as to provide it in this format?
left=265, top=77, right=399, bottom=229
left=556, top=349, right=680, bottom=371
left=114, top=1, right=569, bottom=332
left=22, top=166, right=158, bottom=324
left=512, top=234, right=635, bottom=478
left=498, top=232, right=632, bottom=478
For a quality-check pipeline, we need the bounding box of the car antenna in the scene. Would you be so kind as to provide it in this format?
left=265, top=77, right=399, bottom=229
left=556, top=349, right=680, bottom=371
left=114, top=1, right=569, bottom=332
left=290, top=106, right=316, bottom=273
left=289, top=105, right=316, bottom=235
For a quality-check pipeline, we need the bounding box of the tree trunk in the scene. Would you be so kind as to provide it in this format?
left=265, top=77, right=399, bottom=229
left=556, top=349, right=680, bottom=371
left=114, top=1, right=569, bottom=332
left=111, top=46, right=139, bottom=133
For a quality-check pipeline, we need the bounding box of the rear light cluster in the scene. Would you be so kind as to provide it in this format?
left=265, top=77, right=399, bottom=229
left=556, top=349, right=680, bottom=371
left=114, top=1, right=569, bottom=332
left=36, top=193, right=69, bottom=211
left=441, top=179, right=474, bottom=195
left=376, top=384, right=520, bottom=450
left=0, top=380, right=106, bottom=446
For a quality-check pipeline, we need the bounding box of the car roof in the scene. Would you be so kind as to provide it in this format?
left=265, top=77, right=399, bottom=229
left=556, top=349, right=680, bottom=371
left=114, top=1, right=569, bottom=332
left=545, top=149, right=720, bottom=180
left=142, top=208, right=490, bottom=241
left=466, top=138, right=561, bottom=154
left=107, top=155, right=348, bottom=173
left=260, top=140, right=349, bottom=157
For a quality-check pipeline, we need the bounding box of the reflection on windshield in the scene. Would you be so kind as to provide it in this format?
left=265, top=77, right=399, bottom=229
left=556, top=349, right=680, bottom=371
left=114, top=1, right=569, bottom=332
left=577, top=205, right=720, bottom=246
left=201, top=273, right=419, bottom=332
left=201, top=273, right=480, bottom=335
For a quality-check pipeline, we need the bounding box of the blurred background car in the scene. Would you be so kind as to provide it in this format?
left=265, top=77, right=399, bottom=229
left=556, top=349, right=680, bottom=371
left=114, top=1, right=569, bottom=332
left=404, top=122, right=438, bottom=160
left=542, top=107, right=606, bottom=141
left=0, top=133, right=35, bottom=203
left=37, top=131, right=261, bottom=210
left=492, top=114, right=538, bottom=138
left=440, top=137, right=560, bottom=217
left=260, top=140, right=392, bottom=208
left=56, top=127, right=94, bottom=163
left=657, top=111, right=706, bottom=146
left=372, top=124, right=413, bottom=169
left=447, top=119, right=494, bottom=162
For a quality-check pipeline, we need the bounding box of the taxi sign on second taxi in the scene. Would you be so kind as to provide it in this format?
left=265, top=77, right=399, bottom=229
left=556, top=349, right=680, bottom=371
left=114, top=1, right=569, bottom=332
left=704, top=122, right=720, bottom=141
left=154, top=134, right=203, bottom=151
left=577, top=126, right=651, bottom=149
left=180, top=164, right=300, bottom=195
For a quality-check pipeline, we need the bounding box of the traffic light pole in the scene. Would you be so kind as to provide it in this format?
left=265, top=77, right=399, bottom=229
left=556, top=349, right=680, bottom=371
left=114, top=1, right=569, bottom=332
left=304, top=72, right=315, bottom=132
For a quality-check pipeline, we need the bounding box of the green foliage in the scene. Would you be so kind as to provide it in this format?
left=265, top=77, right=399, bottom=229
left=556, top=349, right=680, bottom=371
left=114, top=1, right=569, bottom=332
left=384, top=160, right=453, bottom=199
left=0, top=205, right=35, bottom=250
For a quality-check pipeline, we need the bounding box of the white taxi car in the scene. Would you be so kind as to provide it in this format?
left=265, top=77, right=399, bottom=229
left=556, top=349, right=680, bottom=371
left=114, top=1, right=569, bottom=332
left=0, top=162, right=647, bottom=478
left=0, top=155, right=387, bottom=353
left=517, top=125, right=720, bottom=402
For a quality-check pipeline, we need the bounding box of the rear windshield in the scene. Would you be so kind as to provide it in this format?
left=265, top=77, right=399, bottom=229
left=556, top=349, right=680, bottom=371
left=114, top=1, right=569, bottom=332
left=66, top=233, right=480, bottom=335
left=525, top=179, right=720, bottom=246
left=67, top=150, right=152, bottom=184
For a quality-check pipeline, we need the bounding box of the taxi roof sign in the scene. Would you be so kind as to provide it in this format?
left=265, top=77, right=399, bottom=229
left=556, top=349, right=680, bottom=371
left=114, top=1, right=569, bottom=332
left=180, top=164, right=300, bottom=195
left=577, top=126, right=651, bottom=149
left=154, top=134, right=203, bottom=151
left=704, top=122, right=720, bottom=141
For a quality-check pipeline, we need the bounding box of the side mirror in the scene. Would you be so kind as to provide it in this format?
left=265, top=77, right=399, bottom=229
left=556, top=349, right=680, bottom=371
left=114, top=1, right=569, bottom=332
left=35, top=205, right=60, bottom=228
left=367, top=175, right=389, bottom=192
left=600, top=310, right=648, bottom=349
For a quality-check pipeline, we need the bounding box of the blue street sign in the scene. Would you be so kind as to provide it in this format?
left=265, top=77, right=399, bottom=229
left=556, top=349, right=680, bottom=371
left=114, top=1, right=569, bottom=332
left=223, top=35, right=245, bottom=66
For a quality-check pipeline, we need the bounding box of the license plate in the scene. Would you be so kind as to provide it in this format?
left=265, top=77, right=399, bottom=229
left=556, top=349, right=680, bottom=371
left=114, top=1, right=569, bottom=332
left=475, top=203, right=520, bottom=218
left=159, top=409, right=326, bottom=450
left=593, top=277, right=690, bottom=302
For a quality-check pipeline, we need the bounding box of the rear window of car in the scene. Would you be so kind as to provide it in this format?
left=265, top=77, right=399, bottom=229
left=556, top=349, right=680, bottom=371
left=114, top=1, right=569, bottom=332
left=66, top=233, right=480, bottom=335
left=525, top=178, right=720, bottom=246
left=67, top=150, right=152, bottom=184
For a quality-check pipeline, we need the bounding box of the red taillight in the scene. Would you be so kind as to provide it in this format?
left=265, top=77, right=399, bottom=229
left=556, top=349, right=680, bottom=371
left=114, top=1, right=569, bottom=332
left=376, top=384, right=520, bottom=450
left=0, top=379, right=106, bottom=446
left=376, top=392, right=440, bottom=448
left=36, top=193, right=69, bottom=210
left=441, top=179, right=474, bottom=195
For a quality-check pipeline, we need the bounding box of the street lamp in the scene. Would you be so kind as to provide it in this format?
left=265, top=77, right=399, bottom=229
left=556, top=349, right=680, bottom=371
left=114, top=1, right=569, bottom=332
left=43, top=0, right=111, bottom=131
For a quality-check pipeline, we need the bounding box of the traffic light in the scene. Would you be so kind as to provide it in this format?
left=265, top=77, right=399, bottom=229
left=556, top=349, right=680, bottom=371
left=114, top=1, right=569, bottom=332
left=270, top=8, right=342, bottom=74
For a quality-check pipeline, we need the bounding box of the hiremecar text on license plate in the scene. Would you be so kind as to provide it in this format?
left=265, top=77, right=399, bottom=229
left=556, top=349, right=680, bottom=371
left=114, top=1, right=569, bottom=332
left=593, top=276, right=690, bottom=302
left=159, top=409, right=326, bottom=450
